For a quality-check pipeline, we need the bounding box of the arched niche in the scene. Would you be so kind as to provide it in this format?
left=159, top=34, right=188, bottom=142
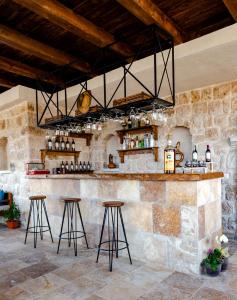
left=173, top=126, right=192, bottom=162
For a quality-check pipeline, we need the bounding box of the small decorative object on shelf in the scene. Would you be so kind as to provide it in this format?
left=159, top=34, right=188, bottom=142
left=26, top=162, right=50, bottom=175
left=4, top=200, right=21, bottom=229
left=175, top=141, right=184, bottom=167
left=108, top=154, right=116, bottom=169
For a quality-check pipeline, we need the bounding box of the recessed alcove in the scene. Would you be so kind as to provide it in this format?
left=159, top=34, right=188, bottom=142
left=173, top=126, right=192, bottom=162
left=0, top=137, right=8, bottom=171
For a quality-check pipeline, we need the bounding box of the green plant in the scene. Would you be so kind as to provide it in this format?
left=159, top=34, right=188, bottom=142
left=201, top=248, right=223, bottom=272
left=4, top=201, right=21, bottom=221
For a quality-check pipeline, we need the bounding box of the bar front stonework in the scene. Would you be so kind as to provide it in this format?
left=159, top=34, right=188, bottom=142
left=26, top=172, right=223, bottom=274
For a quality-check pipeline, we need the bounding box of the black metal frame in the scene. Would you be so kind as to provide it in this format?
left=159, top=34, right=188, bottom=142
left=96, top=205, right=132, bottom=272
left=35, top=25, right=175, bottom=130
left=24, top=198, right=54, bottom=248
left=57, top=200, right=89, bottom=256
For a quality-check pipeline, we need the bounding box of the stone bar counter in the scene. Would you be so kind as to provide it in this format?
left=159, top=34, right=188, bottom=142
left=26, top=172, right=223, bottom=274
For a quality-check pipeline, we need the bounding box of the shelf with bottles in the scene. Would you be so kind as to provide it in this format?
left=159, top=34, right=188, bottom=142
left=53, top=160, right=93, bottom=174
left=116, top=125, right=158, bottom=144
left=40, top=149, right=80, bottom=164
left=118, top=147, right=158, bottom=163
left=45, top=131, right=93, bottom=148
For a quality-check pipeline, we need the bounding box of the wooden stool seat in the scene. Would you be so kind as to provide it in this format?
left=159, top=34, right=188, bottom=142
left=29, top=195, right=46, bottom=201
left=63, top=198, right=81, bottom=203
left=102, top=201, right=124, bottom=208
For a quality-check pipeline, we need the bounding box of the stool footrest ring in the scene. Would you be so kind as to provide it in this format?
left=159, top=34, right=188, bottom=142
left=59, top=231, right=86, bottom=240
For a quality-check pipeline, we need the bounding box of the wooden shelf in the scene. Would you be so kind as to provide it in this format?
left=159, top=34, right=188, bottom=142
left=57, top=133, right=93, bottom=146
left=116, top=125, right=158, bottom=144
left=118, top=147, right=158, bottom=163
left=40, top=149, right=80, bottom=164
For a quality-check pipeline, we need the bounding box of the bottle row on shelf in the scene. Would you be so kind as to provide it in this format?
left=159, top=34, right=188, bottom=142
left=47, top=137, right=76, bottom=152
left=122, top=133, right=156, bottom=150
left=52, top=161, right=92, bottom=174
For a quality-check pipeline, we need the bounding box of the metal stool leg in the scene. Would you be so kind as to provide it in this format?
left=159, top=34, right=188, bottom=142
left=96, top=207, right=107, bottom=263
left=73, top=202, right=77, bottom=256
left=24, top=200, right=33, bottom=244
left=57, top=202, right=67, bottom=254
left=32, top=200, right=37, bottom=248
left=42, top=200, right=54, bottom=243
left=119, top=207, right=132, bottom=265
left=76, top=202, right=89, bottom=249
left=110, top=207, right=116, bottom=272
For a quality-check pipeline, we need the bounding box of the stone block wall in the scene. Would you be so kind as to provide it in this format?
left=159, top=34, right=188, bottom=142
left=0, top=79, right=237, bottom=237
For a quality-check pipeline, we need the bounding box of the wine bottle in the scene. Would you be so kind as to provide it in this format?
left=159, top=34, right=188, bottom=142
left=65, top=161, right=69, bottom=173
left=83, top=161, right=87, bottom=171
left=75, top=161, right=79, bottom=172
left=164, top=135, right=175, bottom=174
left=70, top=161, right=74, bottom=173
left=55, top=138, right=59, bottom=150
left=79, top=161, right=83, bottom=172
left=192, top=145, right=198, bottom=162
left=72, top=139, right=75, bottom=151
left=48, top=137, right=52, bottom=150
left=87, top=161, right=91, bottom=171
left=61, top=161, right=65, bottom=174
left=66, top=138, right=70, bottom=151
left=205, top=145, right=211, bottom=162
left=61, top=137, right=65, bottom=151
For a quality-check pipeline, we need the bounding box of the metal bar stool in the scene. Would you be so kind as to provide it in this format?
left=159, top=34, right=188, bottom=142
left=96, top=201, right=132, bottom=272
left=24, top=195, right=53, bottom=248
left=57, top=198, right=89, bottom=256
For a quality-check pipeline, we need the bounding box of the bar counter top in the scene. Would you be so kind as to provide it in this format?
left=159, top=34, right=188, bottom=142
left=27, top=171, right=224, bottom=181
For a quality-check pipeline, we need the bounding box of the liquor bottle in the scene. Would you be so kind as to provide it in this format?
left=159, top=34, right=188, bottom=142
left=48, top=137, right=52, bottom=150
left=70, top=161, right=74, bottom=173
left=144, top=134, right=148, bottom=148
left=87, top=161, right=91, bottom=171
left=122, top=137, right=127, bottom=150
left=205, top=145, right=211, bottom=162
left=192, top=145, right=198, bottom=162
left=61, top=161, right=65, bottom=174
left=65, top=161, right=69, bottom=173
left=83, top=161, right=87, bottom=171
left=72, top=139, right=75, bottom=151
left=150, top=133, right=154, bottom=147
left=66, top=138, right=70, bottom=151
left=79, top=161, right=83, bottom=172
left=55, top=137, right=59, bottom=150
left=164, top=135, right=175, bottom=174
left=127, top=117, right=132, bottom=129
left=135, top=136, right=139, bottom=148
left=61, top=137, right=65, bottom=151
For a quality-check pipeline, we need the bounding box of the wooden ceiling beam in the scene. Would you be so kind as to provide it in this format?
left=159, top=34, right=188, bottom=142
left=12, top=0, right=134, bottom=58
left=0, top=56, right=62, bottom=85
left=0, top=77, right=15, bottom=88
left=116, top=0, right=184, bottom=44
left=0, top=25, right=92, bottom=73
left=223, top=0, right=237, bottom=21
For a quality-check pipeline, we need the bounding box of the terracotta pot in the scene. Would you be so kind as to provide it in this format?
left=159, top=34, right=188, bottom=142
left=6, top=220, right=20, bottom=229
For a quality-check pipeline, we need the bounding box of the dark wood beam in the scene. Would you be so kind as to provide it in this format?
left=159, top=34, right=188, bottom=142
left=0, top=25, right=92, bottom=73
left=116, top=0, right=183, bottom=44
left=0, top=77, right=15, bottom=88
left=223, top=0, right=237, bottom=21
left=12, top=0, right=134, bottom=58
left=0, top=56, right=62, bottom=85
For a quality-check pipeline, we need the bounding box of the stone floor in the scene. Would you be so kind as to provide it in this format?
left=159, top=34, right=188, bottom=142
left=1, top=227, right=237, bottom=300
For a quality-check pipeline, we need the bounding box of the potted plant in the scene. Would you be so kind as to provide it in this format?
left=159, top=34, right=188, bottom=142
left=4, top=200, right=21, bottom=229
left=201, top=248, right=223, bottom=276
left=216, top=234, right=229, bottom=271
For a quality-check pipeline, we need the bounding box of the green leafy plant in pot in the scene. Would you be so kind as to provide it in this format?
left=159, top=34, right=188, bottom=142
left=216, top=234, right=229, bottom=271
left=201, top=248, right=223, bottom=276
left=4, top=200, right=21, bottom=229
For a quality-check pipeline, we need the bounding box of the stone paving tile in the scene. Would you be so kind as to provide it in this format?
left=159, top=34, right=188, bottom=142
left=162, top=271, right=204, bottom=296
left=191, top=287, right=237, bottom=300
left=2, top=286, right=34, bottom=300
left=20, top=261, right=59, bottom=279
left=0, top=270, right=30, bottom=290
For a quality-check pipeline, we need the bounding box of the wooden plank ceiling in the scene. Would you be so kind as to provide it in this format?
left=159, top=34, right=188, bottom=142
left=0, top=0, right=235, bottom=93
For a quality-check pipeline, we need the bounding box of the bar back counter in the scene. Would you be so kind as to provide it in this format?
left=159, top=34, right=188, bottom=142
left=27, top=172, right=223, bottom=274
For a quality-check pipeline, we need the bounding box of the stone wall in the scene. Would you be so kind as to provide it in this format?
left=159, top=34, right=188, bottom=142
left=0, top=79, right=237, bottom=237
